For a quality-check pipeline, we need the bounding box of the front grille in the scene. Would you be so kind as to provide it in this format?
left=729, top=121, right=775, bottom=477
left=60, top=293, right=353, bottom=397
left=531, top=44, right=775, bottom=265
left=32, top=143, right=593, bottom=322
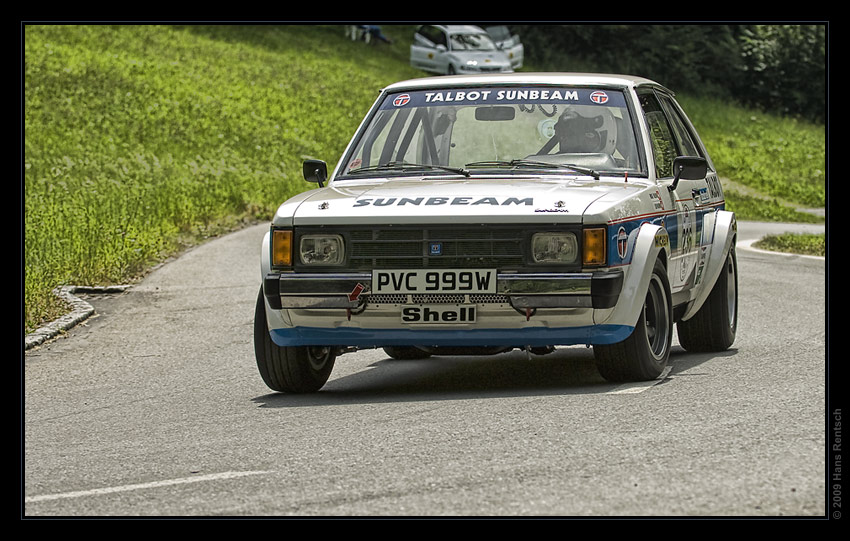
left=347, top=226, right=525, bottom=270
left=369, top=293, right=509, bottom=305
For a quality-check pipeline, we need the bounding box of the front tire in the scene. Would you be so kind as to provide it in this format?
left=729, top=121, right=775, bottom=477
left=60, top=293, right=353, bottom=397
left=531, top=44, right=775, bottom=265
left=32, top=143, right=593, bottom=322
left=594, top=258, right=672, bottom=382
left=253, top=288, right=336, bottom=393
left=677, top=246, right=738, bottom=352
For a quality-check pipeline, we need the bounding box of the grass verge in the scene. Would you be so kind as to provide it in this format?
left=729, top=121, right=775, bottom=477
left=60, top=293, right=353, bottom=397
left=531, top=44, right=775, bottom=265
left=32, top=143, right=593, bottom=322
left=754, top=233, right=826, bottom=257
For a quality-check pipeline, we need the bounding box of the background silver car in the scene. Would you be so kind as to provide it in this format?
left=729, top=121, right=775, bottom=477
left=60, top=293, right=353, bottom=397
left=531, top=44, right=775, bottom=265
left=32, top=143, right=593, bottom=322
left=479, top=24, right=523, bottom=69
left=410, top=25, right=518, bottom=75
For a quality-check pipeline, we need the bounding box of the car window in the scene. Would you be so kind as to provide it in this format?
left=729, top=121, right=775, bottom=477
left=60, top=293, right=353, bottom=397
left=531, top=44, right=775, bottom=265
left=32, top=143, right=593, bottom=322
left=417, top=26, right=446, bottom=47
left=638, top=91, right=677, bottom=179
left=659, top=95, right=700, bottom=158
left=340, top=87, right=644, bottom=178
left=483, top=25, right=511, bottom=42
left=450, top=33, right=497, bottom=51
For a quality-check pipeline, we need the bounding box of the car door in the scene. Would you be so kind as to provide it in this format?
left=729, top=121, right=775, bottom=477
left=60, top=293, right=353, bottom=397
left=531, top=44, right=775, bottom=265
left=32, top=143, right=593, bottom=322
left=638, top=89, right=715, bottom=294
left=483, top=25, right=524, bottom=69
left=410, top=26, right=446, bottom=73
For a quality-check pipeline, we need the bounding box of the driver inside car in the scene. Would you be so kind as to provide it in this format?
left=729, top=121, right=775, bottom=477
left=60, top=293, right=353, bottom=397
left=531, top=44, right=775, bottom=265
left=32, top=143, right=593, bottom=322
left=538, top=108, right=608, bottom=154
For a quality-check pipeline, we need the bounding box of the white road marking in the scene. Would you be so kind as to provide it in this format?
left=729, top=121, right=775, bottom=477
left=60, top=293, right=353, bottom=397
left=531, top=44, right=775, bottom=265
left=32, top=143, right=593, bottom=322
left=607, top=366, right=672, bottom=394
left=25, top=470, right=272, bottom=504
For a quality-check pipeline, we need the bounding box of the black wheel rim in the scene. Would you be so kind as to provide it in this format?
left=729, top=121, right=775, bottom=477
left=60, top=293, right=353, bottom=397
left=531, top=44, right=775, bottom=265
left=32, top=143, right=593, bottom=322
left=725, top=251, right=737, bottom=330
left=307, top=347, right=331, bottom=371
left=644, top=274, right=670, bottom=360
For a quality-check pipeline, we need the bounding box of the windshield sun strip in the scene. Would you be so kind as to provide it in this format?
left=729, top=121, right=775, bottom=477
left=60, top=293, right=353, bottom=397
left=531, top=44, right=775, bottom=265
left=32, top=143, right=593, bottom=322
left=337, top=85, right=648, bottom=181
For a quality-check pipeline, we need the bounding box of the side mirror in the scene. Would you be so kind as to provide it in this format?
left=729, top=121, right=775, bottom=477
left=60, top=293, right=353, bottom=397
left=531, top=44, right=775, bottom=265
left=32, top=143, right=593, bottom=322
left=668, top=156, right=708, bottom=192
left=303, top=159, right=328, bottom=188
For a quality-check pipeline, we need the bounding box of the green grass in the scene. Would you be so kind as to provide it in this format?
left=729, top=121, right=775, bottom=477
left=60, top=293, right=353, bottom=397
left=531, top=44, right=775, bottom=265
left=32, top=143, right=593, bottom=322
left=23, top=24, right=825, bottom=334
left=678, top=94, right=826, bottom=209
left=722, top=192, right=824, bottom=224
left=754, top=233, right=826, bottom=257
left=24, top=24, right=420, bottom=332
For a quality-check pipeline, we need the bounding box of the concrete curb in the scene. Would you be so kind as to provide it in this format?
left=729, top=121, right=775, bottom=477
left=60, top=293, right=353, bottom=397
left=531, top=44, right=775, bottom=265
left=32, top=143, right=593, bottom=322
left=737, top=238, right=825, bottom=260
left=25, top=285, right=130, bottom=350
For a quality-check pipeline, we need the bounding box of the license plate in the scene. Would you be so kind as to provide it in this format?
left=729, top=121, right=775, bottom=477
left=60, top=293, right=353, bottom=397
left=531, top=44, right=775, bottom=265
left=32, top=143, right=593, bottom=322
left=401, top=305, right=477, bottom=324
left=372, top=269, right=496, bottom=294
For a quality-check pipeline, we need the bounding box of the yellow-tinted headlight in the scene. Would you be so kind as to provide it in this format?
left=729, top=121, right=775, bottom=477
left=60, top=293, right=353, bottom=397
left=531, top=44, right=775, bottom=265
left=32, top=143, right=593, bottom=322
left=272, top=229, right=293, bottom=267
left=583, top=227, right=607, bottom=266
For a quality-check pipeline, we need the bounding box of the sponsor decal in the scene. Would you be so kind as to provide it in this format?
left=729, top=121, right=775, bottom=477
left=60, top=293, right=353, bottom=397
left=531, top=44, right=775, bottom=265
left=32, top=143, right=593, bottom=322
left=695, top=246, right=708, bottom=286
left=692, top=187, right=709, bottom=205
left=706, top=174, right=722, bottom=200
left=424, top=89, right=579, bottom=103
left=402, top=305, right=477, bottom=323
left=650, top=189, right=665, bottom=210
left=382, top=87, right=629, bottom=110
left=353, top=197, right=533, bottom=207
left=617, top=227, right=628, bottom=260
left=590, top=90, right=609, bottom=104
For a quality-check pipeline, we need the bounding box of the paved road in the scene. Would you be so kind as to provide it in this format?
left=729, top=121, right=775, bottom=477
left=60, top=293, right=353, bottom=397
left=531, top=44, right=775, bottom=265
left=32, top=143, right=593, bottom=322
left=23, top=222, right=827, bottom=516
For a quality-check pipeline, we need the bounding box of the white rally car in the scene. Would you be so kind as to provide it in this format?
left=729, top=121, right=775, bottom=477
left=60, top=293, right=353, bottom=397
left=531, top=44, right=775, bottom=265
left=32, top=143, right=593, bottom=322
left=254, top=73, right=738, bottom=393
left=410, top=25, right=515, bottom=75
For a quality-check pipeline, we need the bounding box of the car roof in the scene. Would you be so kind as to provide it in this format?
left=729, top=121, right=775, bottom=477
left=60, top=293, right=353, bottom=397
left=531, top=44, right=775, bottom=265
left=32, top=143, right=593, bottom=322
left=382, top=72, right=672, bottom=94
left=424, top=24, right=488, bottom=35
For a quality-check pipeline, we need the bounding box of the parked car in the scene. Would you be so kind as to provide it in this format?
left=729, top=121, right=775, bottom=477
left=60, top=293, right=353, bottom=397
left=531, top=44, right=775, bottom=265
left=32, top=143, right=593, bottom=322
left=479, top=25, right=523, bottom=70
left=254, top=73, right=738, bottom=393
left=410, top=25, right=515, bottom=75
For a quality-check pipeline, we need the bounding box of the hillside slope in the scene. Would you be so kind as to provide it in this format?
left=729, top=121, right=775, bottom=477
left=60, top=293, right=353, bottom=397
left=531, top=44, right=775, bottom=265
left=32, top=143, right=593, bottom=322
left=24, top=24, right=419, bottom=331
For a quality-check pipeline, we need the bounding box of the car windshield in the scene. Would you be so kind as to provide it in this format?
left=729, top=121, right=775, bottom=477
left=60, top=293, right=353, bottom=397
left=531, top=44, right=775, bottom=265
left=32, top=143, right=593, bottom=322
left=339, top=86, right=644, bottom=180
left=450, top=32, right=497, bottom=51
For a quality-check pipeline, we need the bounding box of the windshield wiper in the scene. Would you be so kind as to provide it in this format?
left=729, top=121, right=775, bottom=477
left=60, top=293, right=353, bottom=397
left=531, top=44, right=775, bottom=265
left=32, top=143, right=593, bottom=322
left=346, top=161, right=470, bottom=178
left=465, top=159, right=600, bottom=180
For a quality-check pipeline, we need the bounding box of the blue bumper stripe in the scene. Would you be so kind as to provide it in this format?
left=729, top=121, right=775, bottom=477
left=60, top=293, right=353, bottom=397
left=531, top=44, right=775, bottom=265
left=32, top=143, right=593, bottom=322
left=270, top=325, right=633, bottom=348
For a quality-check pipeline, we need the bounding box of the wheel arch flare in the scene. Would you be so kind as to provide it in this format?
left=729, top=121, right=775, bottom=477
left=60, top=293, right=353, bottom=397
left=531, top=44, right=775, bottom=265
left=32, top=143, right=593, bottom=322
left=600, top=222, right=672, bottom=330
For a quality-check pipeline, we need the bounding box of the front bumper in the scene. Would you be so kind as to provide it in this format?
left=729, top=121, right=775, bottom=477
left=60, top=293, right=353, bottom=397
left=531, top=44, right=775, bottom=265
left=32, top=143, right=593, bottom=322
left=263, top=270, right=622, bottom=311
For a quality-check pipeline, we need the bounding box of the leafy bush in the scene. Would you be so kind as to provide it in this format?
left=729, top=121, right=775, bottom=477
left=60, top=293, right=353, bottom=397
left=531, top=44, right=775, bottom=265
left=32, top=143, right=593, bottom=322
left=514, top=24, right=825, bottom=122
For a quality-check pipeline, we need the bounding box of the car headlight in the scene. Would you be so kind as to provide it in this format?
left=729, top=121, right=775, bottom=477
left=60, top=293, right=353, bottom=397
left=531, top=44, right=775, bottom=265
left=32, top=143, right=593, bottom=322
left=299, top=234, right=345, bottom=265
left=531, top=232, right=578, bottom=264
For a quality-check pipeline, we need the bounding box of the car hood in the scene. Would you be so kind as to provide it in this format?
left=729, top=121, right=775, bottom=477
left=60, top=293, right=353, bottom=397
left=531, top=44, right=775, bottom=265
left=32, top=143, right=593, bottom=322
left=277, top=176, right=644, bottom=226
left=450, top=50, right=510, bottom=65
